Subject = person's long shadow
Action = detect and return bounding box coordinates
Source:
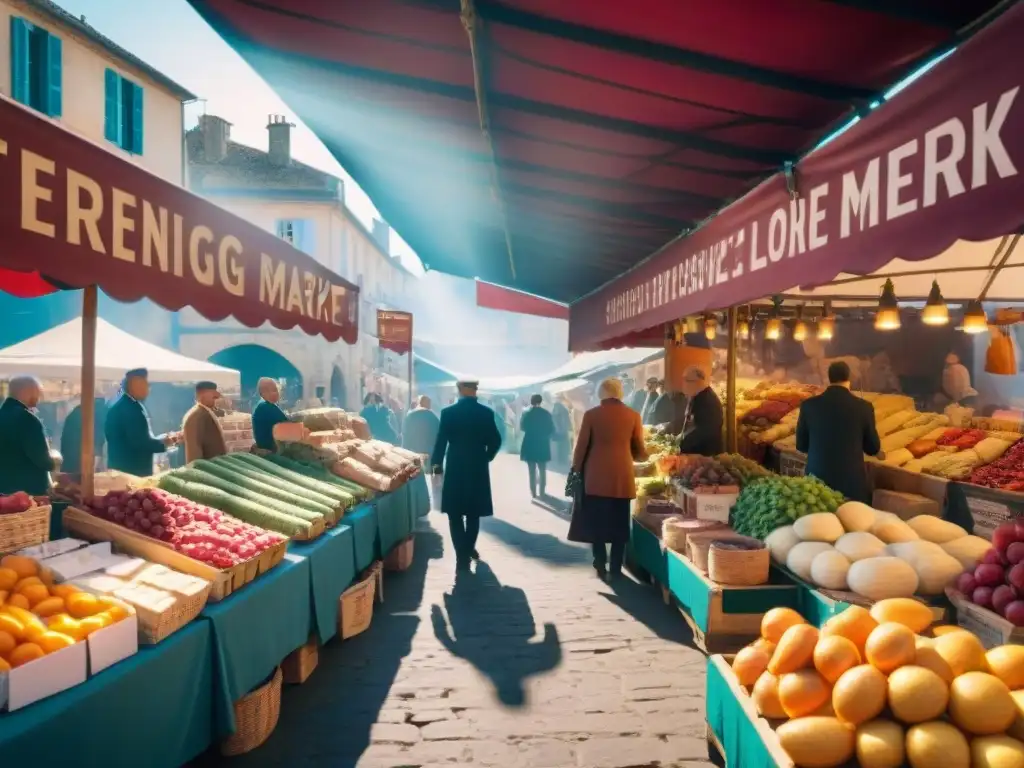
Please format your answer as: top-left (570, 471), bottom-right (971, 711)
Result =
top-left (480, 517), bottom-right (589, 566)
top-left (430, 562), bottom-right (562, 707)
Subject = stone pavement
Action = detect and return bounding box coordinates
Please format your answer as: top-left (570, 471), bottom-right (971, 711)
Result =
top-left (204, 455), bottom-right (715, 768)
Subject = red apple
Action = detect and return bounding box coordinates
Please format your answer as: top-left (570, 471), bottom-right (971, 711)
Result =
top-left (1008, 563), bottom-right (1024, 593)
top-left (983, 549), bottom-right (1004, 566)
top-left (993, 584), bottom-right (1019, 615)
top-left (1005, 600), bottom-right (1024, 627)
top-left (993, 522), bottom-right (1021, 555)
top-left (975, 563), bottom-right (1006, 588)
top-left (973, 585), bottom-right (995, 608)
top-left (957, 572), bottom-right (978, 595)
top-left (1008, 542), bottom-right (1024, 566)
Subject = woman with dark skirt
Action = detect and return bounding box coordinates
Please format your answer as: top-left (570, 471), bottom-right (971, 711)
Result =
top-left (567, 377), bottom-right (647, 581)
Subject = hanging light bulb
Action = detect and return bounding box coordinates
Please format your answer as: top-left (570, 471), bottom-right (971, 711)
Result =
top-left (962, 300), bottom-right (989, 334)
top-left (704, 314), bottom-right (718, 341)
top-left (921, 280), bottom-right (949, 326)
top-left (737, 311), bottom-right (751, 340)
top-left (818, 301), bottom-right (835, 341)
top-left (765, 312), bottom-right (781, 341)
top-left (875, 278), bottom-right (901, 331)
top-left (793, 306), bottom-right (808, 342)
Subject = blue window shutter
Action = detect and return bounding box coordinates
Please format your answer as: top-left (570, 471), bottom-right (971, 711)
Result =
top-left (275, 219), bottom-right (289, 240)
top-left (290, 220), bottom-right (306, 250)
top-left (299, 219), bottom-right (316, 256)
top-left (10, 17), bottom-right (31, 105)
top-left (104, 69), bottom-right (122, 145)
top-left (130, 82), bottom-right (143, 154)
top-left (44, 33), bottom-right (62, 117)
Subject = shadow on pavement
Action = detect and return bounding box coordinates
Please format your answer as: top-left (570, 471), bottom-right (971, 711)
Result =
top-left (193, 521), bottom-right (446, 767)
top-left (530, 494), bottom-right (572, 521)
top-left (599, 575), bottom-right (698, 646)
top-left (481, 516), bottom-right (589, 566)
top-left (431, 562), bottom-right (562, 708)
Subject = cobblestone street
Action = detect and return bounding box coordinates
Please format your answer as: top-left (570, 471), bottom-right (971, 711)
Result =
top-left (212, 455), bottom-right (714, 768)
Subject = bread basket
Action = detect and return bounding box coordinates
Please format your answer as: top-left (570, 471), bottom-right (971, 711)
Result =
top-left (707, 536), bottom-right (770, 586)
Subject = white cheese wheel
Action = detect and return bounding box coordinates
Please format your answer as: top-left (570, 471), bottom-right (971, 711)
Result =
top-left (835, 531), bottom-right (887, 562)
top-left (847, 556), bottom-right (920, 600)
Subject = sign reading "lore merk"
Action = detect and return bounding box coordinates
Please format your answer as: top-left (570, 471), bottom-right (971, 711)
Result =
top-left (377, 310), bottom-right (413, 355)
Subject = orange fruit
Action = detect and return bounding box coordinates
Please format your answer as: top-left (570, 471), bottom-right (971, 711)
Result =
top-left (0, 590), bottom-right (8, 605)
top-left (51, 584), bottom-right (80, 599)
top-left (66, 592), bottom-right (102, 619)
top-left (0, 629), bottom-right (16, 656)
top-left (0, 656), bottom-right (9, 672)
top-left (38, 568), bottom-right (55, 586)
top-left (35, 631), bottom-right (75, 654)
top-left (0, 566), bottom-right (18, 591)
top-left (761, 608), bottom-right (808, 645)
top-left (31, 596), bottom-right (64, 618)
top-left (6, 593), bottom-right (30, 610)
top-left (0, 555), bottom-right (38, 580)
top-left (77, 615), bottom-right (109, 637)
top-left (8, 642), bottom-right (44, 668)
top-left (0, 612), bottom-right (25, 639)
top-left (101, 603), bottom-right (130, 623)
top-left (13, 576), bottom-right (43, 594)
top-left (47, 615), bottom-right (84, 641)
top-left (19, 584), bottom-right (49, 607)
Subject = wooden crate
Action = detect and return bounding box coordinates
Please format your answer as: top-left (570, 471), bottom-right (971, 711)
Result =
top-left (282, 635), bottom-right (319, 684)
top-left (946, 587), bottom-right (1024, 648)
top-left (666, 549), bottom-right (798, 654)
top-left (62, 506), bottom-right (287, 602)
top-left (777, 450), bottom-right (806, 478)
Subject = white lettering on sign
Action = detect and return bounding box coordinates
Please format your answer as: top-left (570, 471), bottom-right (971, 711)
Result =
top-left (0, 138), bottom-right (355, 327)
top-left (602, 87), bottom-right (1021, 328)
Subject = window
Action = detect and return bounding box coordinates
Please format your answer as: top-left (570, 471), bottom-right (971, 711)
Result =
top-left (275, 219), bottom-right (316, 256)
top-left (104, 69), bottom-right (143, 154)
top-left (9, 17), bottom-right (62, 117)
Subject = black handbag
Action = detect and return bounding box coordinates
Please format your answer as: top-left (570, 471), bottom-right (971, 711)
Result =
top-left (564, 469), bottom-right (582, 499)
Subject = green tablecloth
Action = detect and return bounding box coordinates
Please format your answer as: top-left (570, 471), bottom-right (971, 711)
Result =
top-left (0, 620), bottom-right (213, 767)
top-left (377, 488), bottom-right (412, 556)
top-left (706, 655), bottom-right (781, 768)
top-left (408, 472), bottom-right (430, 519)
top-left (289, 524), bottom-right (356, 645)
top-left (629, 517), bottom-right (667, 585)
top-left (345, 503), bottom-right (379, 571)
top-left (201, 554), bottom-right (312, 737)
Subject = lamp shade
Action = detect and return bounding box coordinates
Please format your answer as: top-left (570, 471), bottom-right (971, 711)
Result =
top-left (704, 316), bottom-right (717, 340)
top-left (738, 318), bottom-right (750, 340)
top-left (921, 280), bottom-right (949, 326)
top-left (875, 278), bottom-right (901, 331)
top-left (962, 300), bottom-right (989, 334)
top-left (817, 315), bottom-right (835, 340)
top-left (765, 317), bottom-right (781, 340)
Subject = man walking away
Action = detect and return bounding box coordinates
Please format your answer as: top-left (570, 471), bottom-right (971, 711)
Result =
top-left (431, 380), bottom-right (502, 572)
top-left (182, 381), bottom-right (228, 464)
top-left (403, 395), bottom-right (440, 463)
top-left (520, 394), bottom-right (555, 498)
top-left (796, 361), bottom-right (882, 503)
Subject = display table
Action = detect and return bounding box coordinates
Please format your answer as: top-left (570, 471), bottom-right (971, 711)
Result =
top-left (0, 621), bottom-right (214, 767)
top-left (407, 471), bottom-right (431, 519)
top-left (344, 503), bottom-right (380, 572)
top-left (376, 487), bottom-right (412, 556)
top-left (628, 516), bottom-right (667, 586)
top-left (289, 523), bottom-right (357, 645)
top-left (201, 553), bottom-right (312, 737)
top-left (706, 654), bottom-right (786, 768)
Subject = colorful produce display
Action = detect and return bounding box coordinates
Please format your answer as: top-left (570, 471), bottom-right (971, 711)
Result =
top-left (0, 554), bottom-right (130, 670)
top-left (955, 520), bottom-right (1024, 626)
top-left (730, 475), bottom-right (843, 540)
top-left (728, 604), bottom-right (1024, 768)
top-left (969, 440), bottom-right (1024, 491)
top-left (83, 487), bottom-right (285, 568)
top-left (643, 428), bottom-right (679, 458)
top-left (715, 453), bottom-right (771, 487)
top-left (673, 456), bottom-right (741, 489)
top-left (0, 492), bottom-right (34, 515)
top-left (764, 500), bottom-right (994, 600)
top-left (636, 477), bottom-right (667, 499)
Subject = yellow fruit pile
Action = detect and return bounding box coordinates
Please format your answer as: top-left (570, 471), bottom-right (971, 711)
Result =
top-left (0, 555), bottom-right (130, 672)
top-left (731, 601), bottom-right (1024, 768)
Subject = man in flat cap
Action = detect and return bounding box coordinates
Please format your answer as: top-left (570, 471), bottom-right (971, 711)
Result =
top-left (431, 379), bottom-right (503, 573)
top-left (105, 368), bottom-right (177, 477)
top-left (0, 375), bottom-right (58, 494)
top-left (182, 381), bottom-right (228, 464)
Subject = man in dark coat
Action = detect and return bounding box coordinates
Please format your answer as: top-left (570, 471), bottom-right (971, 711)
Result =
top-left (182, 381), bottom-right (228, 464)
top-left (519, 394), bottom-right (555, 498)
top-left (629, 377), bottom-right (660, 424)
top-left (360, 393), bottom-right (398, 444)
top-left (431, 380), bottom-right (503, 572)
top-left (796, 361), bottom-right (882, 503)
top-left (252, 377), bottom-right (289, 452)
top-left (650, 380), bottom-right (681, 427)
top-left (676, 367), bottom-right (725, 455)
top-left (105, 368), bottom-right (174, 477)
top-left (0, 376), bottom-right (57, 494)
top-left (403, 395), bottom-right (440, 457)
top-left (60, 397), bottom-right (107, 475)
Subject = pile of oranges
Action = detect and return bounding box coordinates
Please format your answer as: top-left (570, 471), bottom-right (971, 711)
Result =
top-left (0, 554), bottom-right (130, 672)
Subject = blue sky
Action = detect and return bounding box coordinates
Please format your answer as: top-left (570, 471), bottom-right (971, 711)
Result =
top-left (56, 0), bottom-right (424, 272)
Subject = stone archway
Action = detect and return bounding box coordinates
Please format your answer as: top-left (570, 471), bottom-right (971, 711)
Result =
top-left (208, 344), bottom-right (304, 408)
top-left (330, 365), bottom-right (347, 409)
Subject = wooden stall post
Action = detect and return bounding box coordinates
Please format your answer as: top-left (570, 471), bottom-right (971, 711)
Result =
top-left (726, 307), bottom-right (738, 453)
top-left (80, 285), bottom-right (98, 499)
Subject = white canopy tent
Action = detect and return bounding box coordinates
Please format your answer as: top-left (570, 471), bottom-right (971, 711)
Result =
top-left (0, 318), bottom-right (239, 388)
top-left (477, 347), bottom-right (664, 392)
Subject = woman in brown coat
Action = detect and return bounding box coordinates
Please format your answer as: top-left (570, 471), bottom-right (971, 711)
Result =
top-left (567, 377), bottom-right (647, 580)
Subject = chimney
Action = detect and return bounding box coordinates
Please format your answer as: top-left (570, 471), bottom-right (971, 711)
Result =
top-left (267, 114), bottom-right (294, 167)
top-left (372, 219), bottom-right (391, 254)
top-left (198, 114), bottom-right (230, 163)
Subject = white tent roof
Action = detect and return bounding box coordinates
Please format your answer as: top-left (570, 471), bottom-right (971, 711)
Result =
top-left (0, 318), bottom-right (239, 387)
top-left (478, 347), bottom-right (663, 392)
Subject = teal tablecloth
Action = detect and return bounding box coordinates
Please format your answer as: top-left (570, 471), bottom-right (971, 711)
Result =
top-left (201, 554), bottom-right (312, 737)
top-left (408, 472), bottom-right (430, 519)
top-left (0, 621), bottom-right (213, 767)
top-left (289, 524), bottom-right (357, 645)
top-left (377, 488), bottom-right (413, 556)
top-left (345, 503), bottom-right (379, 571)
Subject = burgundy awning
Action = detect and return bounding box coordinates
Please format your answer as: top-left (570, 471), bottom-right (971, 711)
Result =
top-left (187, 0), bottom-right (1004, 304)
top-left (475, 279), bottom-right (568, 320)
top-left (569, 2), bottom-right (1024, 350)
top-left (0, 95), bottom-right (359, 342)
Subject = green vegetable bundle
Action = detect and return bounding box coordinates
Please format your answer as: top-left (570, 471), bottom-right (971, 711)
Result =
top-left (186, 461), bottom-right (331, 521)
top-left (224, 453), bottom-right (356, 508)
top-left (730, 474), bottom-right (844, 540)
top-left (263, 454), bottom-right (373, 501)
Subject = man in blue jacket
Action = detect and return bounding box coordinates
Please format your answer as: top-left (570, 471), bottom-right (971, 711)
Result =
top-left (431, 380), bottom-right (502, 572)
top-left (0, 376), bottom-right (57, 494)
top-left (105, 369), bottom-right (174, 477)
top-left (252, 377), bottom-right (290, 452)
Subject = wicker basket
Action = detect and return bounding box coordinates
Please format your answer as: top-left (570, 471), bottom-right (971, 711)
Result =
top-left (282, 635), bottom-right (319, 685)
top-left (708, 537), bottom-right (770, 586)
top-left (686, 530), bottom-right (749, 574)
top-left (220, 666), bottom-right (283, 756)
top-left (662, 518), bottom-right (726, 554)
top-left (136, 580), bottom-right (213, 645)
top-left (0, 504), bottom-right (51, 555)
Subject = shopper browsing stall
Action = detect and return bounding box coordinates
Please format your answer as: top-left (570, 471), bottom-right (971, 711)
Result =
top-left (105, 368), bottom-right (177, 477)
top-left (403, 394), bottom-right (440, 460)
top-left (252, 377), bottom-right (290, 452)
top-left (0, 376), bottom-right (58, 494)
top-left (182, 381), bottom-right (228, 463)
top-left (676, 367), bottom-right (724, 456)
top-left (796, 361), bottom-right (882, 503)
